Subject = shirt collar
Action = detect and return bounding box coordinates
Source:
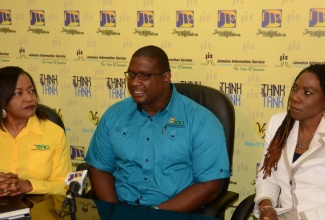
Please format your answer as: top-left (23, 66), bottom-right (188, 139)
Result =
top-left (25, 115), bottom-right (43, 135)
top-left (164, 83), bottom-right (181, 116)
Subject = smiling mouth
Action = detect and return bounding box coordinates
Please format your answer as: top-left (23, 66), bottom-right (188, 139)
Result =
top-left (132, 90), bottom-right (144, 95)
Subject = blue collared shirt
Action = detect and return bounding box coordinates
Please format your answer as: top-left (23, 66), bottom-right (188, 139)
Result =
top-left (86, 84), bottom-right (230, 206)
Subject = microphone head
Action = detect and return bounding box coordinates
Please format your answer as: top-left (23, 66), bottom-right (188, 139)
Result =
top-left (67, 181), bottom-right (81, 196)
top-left (64, 170), bottom-right (88, 196)
top-left (76, 163), bottom-right (91, 177)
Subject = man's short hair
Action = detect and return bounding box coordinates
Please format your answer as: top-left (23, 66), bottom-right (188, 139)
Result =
top-left (132, 45), bottom-right (171, 73)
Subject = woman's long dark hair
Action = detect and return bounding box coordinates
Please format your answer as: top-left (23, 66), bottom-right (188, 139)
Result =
top-left (261, 64), bottom-right (325, 178)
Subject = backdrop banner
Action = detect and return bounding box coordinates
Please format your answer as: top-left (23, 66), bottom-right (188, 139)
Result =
top-left (1, 1), bottom-right (324, 219)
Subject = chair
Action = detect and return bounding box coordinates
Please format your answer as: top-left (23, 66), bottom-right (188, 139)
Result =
top-left (174, 83), bottom-right (238, 219)
top-left (38, 104), bottom-right (65, 131)
top-left (231, 194), bottom-right (255, 220)
top-left (78, 83), bottom-right (239, 218)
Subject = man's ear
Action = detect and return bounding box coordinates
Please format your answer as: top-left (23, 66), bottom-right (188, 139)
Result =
top-left (163, 72), bottom-right (171, 84)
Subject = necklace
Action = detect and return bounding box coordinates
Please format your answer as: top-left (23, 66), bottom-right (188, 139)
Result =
top-left (296, 126), bottom-right (315, 149)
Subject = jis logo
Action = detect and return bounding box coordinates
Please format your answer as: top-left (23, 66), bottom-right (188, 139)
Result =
top-left (100, 11), bottom-right (116, 27)
top-left (137, 11), bottom-right (154, 27)
top-left (64, 10), bottom-right (80, 26)
top-left (70, 146), bottom-right (85, 161)
top-left (218, 10), bottom-right (236, 28)
top-left (309, 8), bottom-right (325, 27)
top-left (0, 9), bottom-right (11, 25)
top-left (176, 11), bottom-right (194, 28)
top-left (30, 10), bottom-right (45, 26)
top-left (67, 171), bottom-right (83, 181)
top-left (261, 9), bottom-right (282, 28)
top-left (276, 54), bottom-right (291, 68)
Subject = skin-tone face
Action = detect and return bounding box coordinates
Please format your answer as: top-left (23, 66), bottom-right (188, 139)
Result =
top-left (289, 71), bottom-right (325, 125)
top-left (4, 73), bottom-right (38, 125)
top-left (126, 56), bottom-right (171, 114)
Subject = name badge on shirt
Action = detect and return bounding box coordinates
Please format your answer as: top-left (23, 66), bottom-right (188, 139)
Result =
top-left (31, 144), bottom-right (50, 151)
top-left (162, 117), bottom-right (185, 134)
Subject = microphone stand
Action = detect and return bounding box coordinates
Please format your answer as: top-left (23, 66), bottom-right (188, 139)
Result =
top-left (59, 188), bottom-right (79, 219)
top-left (61, 168), bottom-right (90, 219)
top-left (69, 195), bottom-right (77, 220)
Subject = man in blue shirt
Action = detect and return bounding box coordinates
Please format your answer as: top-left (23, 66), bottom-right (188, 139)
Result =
top-left (85, 45), bottom-right (230, 212)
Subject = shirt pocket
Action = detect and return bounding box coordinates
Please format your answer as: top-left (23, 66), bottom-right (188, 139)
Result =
top-left (163, 128), bottom-right (191, 163)
top-left (28, 145), bottom-right (53, 180)
top-left (111, 127), bottom-right (138, 161)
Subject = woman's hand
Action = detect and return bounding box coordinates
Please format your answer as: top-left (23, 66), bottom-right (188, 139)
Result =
top-left (0, 172), bottom-right (20, 197)
top-left (260, 206), bottom-right (278, 220)
top-left (17, 179), bottom-right (33, 194)
top-left (259, 199), bottom-right (278, 220)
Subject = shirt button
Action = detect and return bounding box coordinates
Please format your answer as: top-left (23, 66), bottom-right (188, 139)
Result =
top-left (145, 159), bottom-right (149, 162)
top-left (146, 138), bottom-right (149, 141)
top-left (144, 177), bottom-right (147, 180)
top-left (150, 118), bottom-right (153, 121)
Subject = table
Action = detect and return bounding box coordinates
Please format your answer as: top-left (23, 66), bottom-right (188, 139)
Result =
top-left (20, 194), bottom-right (218, 220)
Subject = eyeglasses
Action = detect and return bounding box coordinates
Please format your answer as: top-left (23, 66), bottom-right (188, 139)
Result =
top-left (124, 71), bottom-right (164, 81)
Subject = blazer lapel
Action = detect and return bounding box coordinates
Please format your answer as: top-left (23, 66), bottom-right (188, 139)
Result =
top-left (283, 121), bottom-right (299, 168)
top-left (292, 116), bottom-right (325, 173)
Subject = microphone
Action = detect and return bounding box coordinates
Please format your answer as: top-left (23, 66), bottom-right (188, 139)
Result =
top-left (65, 169), bottom-right (88, 196)
top-left (59, 168), bottom-right (88, 216)
top-left (75, 163), bottom-right (91, 197)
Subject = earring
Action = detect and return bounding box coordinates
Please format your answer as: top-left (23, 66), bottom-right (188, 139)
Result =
top-left (2, 109), bottom-right (6, 118)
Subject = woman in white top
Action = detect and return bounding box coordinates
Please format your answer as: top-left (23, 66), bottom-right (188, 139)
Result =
top-left (255, 64), bottom-right (325, 220)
